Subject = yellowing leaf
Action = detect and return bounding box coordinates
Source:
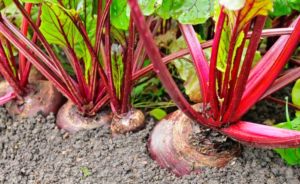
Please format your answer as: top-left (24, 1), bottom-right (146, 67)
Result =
top-left (169, 34), bottom-right (210, 103)
top-left (224, 0), bottom-right (273, 35)
top-left (292, 79), bottom-right (300, 118)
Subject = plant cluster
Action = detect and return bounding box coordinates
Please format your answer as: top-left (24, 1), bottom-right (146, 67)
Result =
top-left (1, 0), bottom-right (300, 177)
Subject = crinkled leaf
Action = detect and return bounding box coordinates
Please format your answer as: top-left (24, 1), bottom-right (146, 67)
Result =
top-left (150, 108), bottom-right (167, 120)
top-left (169, 34), bottom-right (210, 103)
top-left (292, 79), bottom-right (300, 118)
top-left (155, 0), bottom-right (214, 24)
top-left (111, 44), bottom-right (124, 99)
top-left (111, 0), bottom-right (214, 30)
top-left (40, 2), bottom-right (82, 47)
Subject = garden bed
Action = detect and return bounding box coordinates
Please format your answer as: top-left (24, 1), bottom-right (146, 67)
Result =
top-left (0, 87), bottom-right (300, 184)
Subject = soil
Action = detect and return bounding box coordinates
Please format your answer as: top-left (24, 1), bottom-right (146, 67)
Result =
top-left (0, 86), bottom-right (300, 183)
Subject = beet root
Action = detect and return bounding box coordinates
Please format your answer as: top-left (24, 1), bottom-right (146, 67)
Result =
top-left (6, 80), bottom-right (64, 119)
top-left (149, 104), bottom-right (241, 177)
top-left (0, 67), bottom-right (45, 97)
top-left (0, 79), bottom-right (12, 97)
top-left (111, 109), bottom-right (145, 135)
top-left (28, 66), bottom-right (46, 83)
top-left (56, 100), bottom-right (113, 132)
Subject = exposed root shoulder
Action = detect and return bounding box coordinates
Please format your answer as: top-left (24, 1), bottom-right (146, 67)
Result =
top-left (56, 100), bottom-right (112, 132)
top-left (6, 81), bottom-right (64, 120)
top-left (149, 104), bottom-right (241, 177)
top-left (111, 109), bottom-right (145, 136)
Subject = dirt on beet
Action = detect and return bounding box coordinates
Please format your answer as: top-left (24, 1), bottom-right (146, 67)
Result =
top-left (0, 85), bottom-right (300, 183)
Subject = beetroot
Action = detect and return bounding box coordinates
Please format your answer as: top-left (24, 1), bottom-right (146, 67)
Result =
top-left (5, 80), bottom-right (64, 119)
top-left (149, 104), bottom-right (240, 176)
top-left (111, 109), bottom-right (145, 135)
top-left (56, 100), bottom-right (112, 132)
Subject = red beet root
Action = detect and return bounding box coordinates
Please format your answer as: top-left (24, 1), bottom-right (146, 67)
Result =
top-left (149, 104), bottom-right (240, 177)
top-left (56, 100), bottom-right (113, 132)
top-left (111, 109), bottom-right (145, 136)
top-left (0, 79), bottom-right (12, 97)
top-left (6, 80), bottom-right (64, 119)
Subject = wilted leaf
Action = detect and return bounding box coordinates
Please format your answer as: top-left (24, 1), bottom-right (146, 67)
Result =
top-left (169, 34), bottom-right (210, 103)
top-left (150, 108), bottom-right (167, 120)
top-left (224, 0), bottom-right (273, 35)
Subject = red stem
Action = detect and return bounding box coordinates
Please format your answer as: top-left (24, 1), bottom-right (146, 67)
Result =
top-left (4, 38), bottom-right (18, 82)
top-left (121, 17), bottom-right (134, 114)
top-left (208, 7), bottom-right (225, 119)
top-left (132, 16), bottom-right (154, 73)
top-left (21, 3), bottom-right (42, 87)
top-left (221, 121), bottom-right (300, 149)
top-left (260, 66), bottom-right (300, 100)
top-left (19, 3), bottom-right (32, 79)
top-left (0, 37), bottom-right (25, 96)
top-left (0, 21), bottom-right (78, 105)
top-left (228, 24), bottom-right (251, 102)
top-left (232, 16), bottom-right (300, 122)
top-left (246, 18), bottom-right (299, 92)
top-left (0, 92), bottom-right (16, 106)
top-left (223, 16), bottom-right (267, 123)
top-left (179, 24), bottom-right (210, 105)
top-left (105, 14), bottom-right (121, 112)
top-left (127, 0), bottom-right (221, 128)
top-left (265, 96), bottom-right (300, 111)
top-left (135, 17), bottom-right (162, 72)
top-left (219, 12), bottom-right (241, 117)
top-left (94, 0), bottom-right (112, 56)
top-left (12, 0), bottom-right (85, 105)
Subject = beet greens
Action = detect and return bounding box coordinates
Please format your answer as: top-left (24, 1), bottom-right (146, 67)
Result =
top-left (128, 0), bottom-right (300, 148)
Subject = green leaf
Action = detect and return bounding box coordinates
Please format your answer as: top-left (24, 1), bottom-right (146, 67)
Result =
top-left (0, 0), bottom-right (12, 10)
top-left (111, 44), bottom-right (124, 99)
top-left (40, 2), bottom-right (82, 48)
top-left (270, 0), bottom-right (300, 17)
top-left (110, 0), bottom-right (130, 30)
top-left (150, 108), bottom-right (167, 120)
top-left (273, 117), bottom-right (300, 166)
top-left (21, 0), bottom-right (44, 2)
top-left (131, 82), bottom-right (148, 97)
top-left (155, 0), bottom-right (214, 24)
top-left (111, 0), bottom-right (214, 30)
top-left (292, 79), bottom-right (300, 118)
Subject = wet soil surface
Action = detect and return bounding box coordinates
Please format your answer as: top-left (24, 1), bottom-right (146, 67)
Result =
top-left (0, 86), bottom-right (300, 184)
